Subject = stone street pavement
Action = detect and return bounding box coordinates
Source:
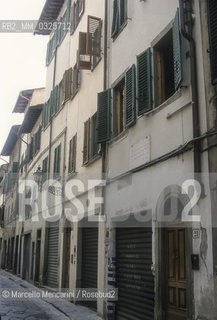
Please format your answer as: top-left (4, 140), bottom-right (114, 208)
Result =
top-left (0, 269), bottom-right (102, 320)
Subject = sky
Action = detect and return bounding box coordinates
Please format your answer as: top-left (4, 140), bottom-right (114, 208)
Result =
top-left (0, 0), bottom-right (48, 165)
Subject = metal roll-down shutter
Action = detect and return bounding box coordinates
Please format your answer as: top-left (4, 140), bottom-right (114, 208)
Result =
top-left (81, 227), bottom-right (98, 309)
top-left (47, 226), bottom-right (59, 288)
top-left (116, 228), bottom-right (154, 320)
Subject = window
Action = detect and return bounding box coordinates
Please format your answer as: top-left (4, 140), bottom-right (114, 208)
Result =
top-left (113, 65), bottom-right (136, 137)
top-left (83, 113), bottom-right (99, 165)
top-left (77, 16), bottom-right (102, 70)
top-left (68, 134), bottom-right (77, 173)
top-left (42, 156), bottom-right (48, 183)
top-left (207, 0), bottom-right (217, 84)
top-left (58, 80), bottom-right (65, 109)
top-left (154, 30), bottom-right (175, 106)
top-left (53, 144), bottom-right (61, 177)
top-left (70, 0), bottom-right (85, 35)
top-left (113, 80), bottom-right (125, 136)
top-left (71, 64), bottom-right (80, 98)
top-left (153, 10), bottom-right (182, 107)
top-left (111, 0), bottom-right (127, 39)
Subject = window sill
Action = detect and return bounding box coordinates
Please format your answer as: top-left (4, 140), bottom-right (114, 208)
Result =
top-left (83, 153), bottom-right (101, 167)
top-left (66, 171), bottom-right (77, 181)
top-left (71, 88), bottom-right (79, 100)
top-left (112, 21), bottom-right (127, 42)
top-left (91, 57), bottom-right (102, 71)
top-left (143, 89), bottom-right (182, 117)
top-left (110, 129), bottom-right (128, 146)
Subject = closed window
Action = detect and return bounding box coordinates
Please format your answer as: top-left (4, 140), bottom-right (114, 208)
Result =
top-left (68, 134), bottom-right (77, 173)
top-left (53, 144), bottom-right (61, 177)
top-left (42, 156), bottom-right (48, 182)
top-left (70, 0), bottom-right (85, 34)
top-left (207, 0), bottom-right (217, 84)
top-left (111, 0), bottom-right (127, 39)
top-left (71, 64), bottom-right (80, 98)
top-left (83, 113), bottom-right (99, 165)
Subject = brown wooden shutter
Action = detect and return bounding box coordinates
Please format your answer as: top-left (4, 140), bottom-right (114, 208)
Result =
top-left (87, 16), bottom-right (102, 56)
top-left (72, 134), bottom-right (77, 172)
top-left (77, 32), bottom-right (91, 70)
top-left (68, 134), bottom-right (77, 173)
top-left (65, 68), bottom-right (72, 102)
top-left (83, 119), bottom-right (90, 165)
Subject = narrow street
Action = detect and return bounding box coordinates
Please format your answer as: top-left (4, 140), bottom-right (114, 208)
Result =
top-left (0, 270), bottom-right (102, 320)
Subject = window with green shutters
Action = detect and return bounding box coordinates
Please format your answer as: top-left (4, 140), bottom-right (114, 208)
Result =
top-left (70, 0), bottom-right (85, 35)
top-left (97, 89), bottom-right (111, 143)
top-left (207, 0), bottom-right (217, 84)
top-left (111, 0), bottom-right (127, 39)
top-left (42, 156), bottom-right (48, 183)
top-left (53, 144), bottom-right (61, 177)
top-left (137, 48), bottom-right (152, 115)
top-left (125, 65), bottom-right (136, 127)
top-left (153, 10), bottom-right (182, 107)
top-left (173, 9), bottom-right (183, 90)
top-left (83, 113), bottom-right (99, 165)
top-left (68, 134), bottom-right (77, 173)
top-left (71, 63), bottom-right (80, 98)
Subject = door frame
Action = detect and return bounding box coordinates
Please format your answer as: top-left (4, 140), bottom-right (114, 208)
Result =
top-left (154, 185), bottom-right (194, 320)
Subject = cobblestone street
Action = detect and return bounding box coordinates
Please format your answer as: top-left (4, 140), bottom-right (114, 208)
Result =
top-left (0, 270), bottom-right (102, 320)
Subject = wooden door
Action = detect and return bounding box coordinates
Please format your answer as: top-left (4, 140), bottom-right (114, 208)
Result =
top-left (64, 228), bottom-right (71, 288)
top-left (165, 228), bottom-right (187, 320)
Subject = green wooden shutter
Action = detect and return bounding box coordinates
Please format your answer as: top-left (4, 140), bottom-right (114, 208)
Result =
top-left (67, 0), bottom-right (72, 24)
top-left (50, 90), bottom-right (54, 117)
top-left (207, 0), bottom-right (217, 84)
top-left (173, 9), bottom-right (183, 90)
top-left (111, 0), bottom-right (119, 38)
top-left (137, 48), bottom-right (152, 115)
top-left (42, 103), bottom-right (46, 128)
top-left (57, 145), bottom-right (61, 174)
top-left (46, 41), bottom-right (50, 66)
top-left (97, 89), bottom-right (111, 143)
top-left (125, 64), bottom-right (136, 127)
top-left (63, 72), bottom-right (66, 103)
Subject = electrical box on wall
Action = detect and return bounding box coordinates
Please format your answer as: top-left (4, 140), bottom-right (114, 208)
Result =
top-left (191, 254), bottom-right (199, 270)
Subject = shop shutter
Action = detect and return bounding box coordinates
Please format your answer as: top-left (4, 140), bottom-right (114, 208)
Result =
top-left (81, 228), bottom-right (98, 310)
top-left (97, 89), bottom-right (111, 143)
top-left (173, 9), bottom-right (183, 90)
top-left (125, 64), bottom-right (136, 127)
top-left (47, 226), bottom-right (59, 288)
top-left (137, 48), bottom-right (152, 115)
top-left (207, 0), bottom-right (217, 84)
top-left (116, 228), bottom-right (154, 320)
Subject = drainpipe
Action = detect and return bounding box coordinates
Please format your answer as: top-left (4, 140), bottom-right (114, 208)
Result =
top-left (102, 1), bottom-right (108, 319)
top-left (179, 0), bottom-right (201, 177)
